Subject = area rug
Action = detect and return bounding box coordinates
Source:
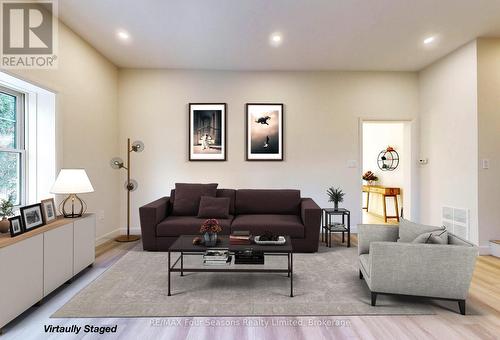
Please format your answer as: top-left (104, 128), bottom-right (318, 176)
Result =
top-left (53, 244), bottom-right (435, 317)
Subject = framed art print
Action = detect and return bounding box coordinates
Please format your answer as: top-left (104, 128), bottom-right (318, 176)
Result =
top-left (246, 103), bottom-right (284, 161)
top-left (189, 103), bottom-right (226, 161)
top-left (20, 203), bottom-right (45, 232)
top-left (41, 198), bottom-right (57, 223)
top-left (9, 216), bottom-right (23, 237)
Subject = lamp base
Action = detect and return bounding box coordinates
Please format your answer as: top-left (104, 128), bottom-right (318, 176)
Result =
top-left (60, 194), bottom-right (86, 219)
top-left (115, 235), bottom-right (141, 242)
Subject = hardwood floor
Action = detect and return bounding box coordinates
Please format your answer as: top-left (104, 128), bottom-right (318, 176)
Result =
top-left (2, 236), bottom-right (500, 340)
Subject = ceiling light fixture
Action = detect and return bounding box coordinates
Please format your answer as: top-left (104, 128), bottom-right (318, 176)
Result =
top-left (117, 29), bottom-right (130, 41)
top-left (270, 32), bottom-right (283, 46)
top-left (423, 36), bottom-right (436, 45)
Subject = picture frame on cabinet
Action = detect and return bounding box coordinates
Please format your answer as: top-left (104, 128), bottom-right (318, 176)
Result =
top-left (20, 203), bottom-right (45, 232)
top-left (9, 215), bottom-right (23, 237)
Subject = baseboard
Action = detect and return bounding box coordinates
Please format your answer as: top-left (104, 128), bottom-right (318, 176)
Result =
top-left (478, 245), bottom-right (491, 256)
top-left (95, 227), bottom-right (142, 246)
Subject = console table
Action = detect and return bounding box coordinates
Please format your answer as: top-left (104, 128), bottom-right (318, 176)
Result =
top-left (362, 185), bottom-right (400, 222)
top-left (0, 214), bottom-right (95, 333)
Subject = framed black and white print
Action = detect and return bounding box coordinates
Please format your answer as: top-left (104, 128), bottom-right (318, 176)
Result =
top-left (20, 203), bottom-right (45, 232)
top-left (246, 103), bottom-right (284, 161)
top-left (189, 103), bottom-right (227, 161)
top-left (9, 216), bottom-right (23, 237)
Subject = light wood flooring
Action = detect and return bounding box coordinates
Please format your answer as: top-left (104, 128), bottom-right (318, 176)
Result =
top-left (2, 235), bottom-right (500, 340)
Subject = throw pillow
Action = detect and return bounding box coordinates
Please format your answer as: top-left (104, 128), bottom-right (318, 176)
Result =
top-left (398, 218), bottom-right (446, 243)
top-left (197, 196), bottom-right (230, 219)
top-left (172, 183), bottom-right (218, 216)
top-left (411, 229), bottom-right (448, 244)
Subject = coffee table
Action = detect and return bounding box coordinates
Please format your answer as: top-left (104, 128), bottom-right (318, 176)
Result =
top-left (167, 235), bottom-right (294, 297)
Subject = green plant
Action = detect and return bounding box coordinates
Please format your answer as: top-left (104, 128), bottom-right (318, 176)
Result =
top-left (327, 187), bottom-right (345, 206)
top-left (0, 193), bottom-right (15, 219)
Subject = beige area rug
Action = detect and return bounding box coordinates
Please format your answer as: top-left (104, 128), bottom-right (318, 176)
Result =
top-left (53, 244), bottom-right (435, 317)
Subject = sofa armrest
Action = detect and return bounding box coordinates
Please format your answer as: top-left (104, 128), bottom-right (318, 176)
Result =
top-left (139, 197), bottom-right (170, 250)
top-left (357, 224), bottom-right (399, 255)
top-left (300, 198), bottom-right (321, 249)
top-left (368, 241), bottom-right (478, 299)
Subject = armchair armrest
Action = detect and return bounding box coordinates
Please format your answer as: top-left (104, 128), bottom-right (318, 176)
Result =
top-left (368, 241), bottom-right (478, 299)
top-left (300, 198), bottom-right (321, 251)
top-left (357, 224), bottom-right (399, 255)
top-left (139, 197), bottom-right (170, 250)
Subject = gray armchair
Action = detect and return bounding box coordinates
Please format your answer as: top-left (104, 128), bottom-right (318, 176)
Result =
top-left (358, 224), bottom-right (478, 315)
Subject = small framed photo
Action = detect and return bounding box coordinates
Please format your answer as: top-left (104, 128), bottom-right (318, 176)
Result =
top-left (189, 103), bottom-right (227, 161)
top-left (41, 198), bottom-right (57, 223)
top-left (246, 103), bottom-right (284, 161)
top-left (20, 203), bottom-right (45, 232)
top-left (9, 216), bottom-right (23, 237)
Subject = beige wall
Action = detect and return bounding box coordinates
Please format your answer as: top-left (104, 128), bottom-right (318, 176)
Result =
top-left (7, 22), bottom-right (120, 241)
top-left (118, 69), bottom-right (419, 231)
top-left (477, 38), bottom-right (500, 249)
top-left (418, 41), bottom-right (479, 244)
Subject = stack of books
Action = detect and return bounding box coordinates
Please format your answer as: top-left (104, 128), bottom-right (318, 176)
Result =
top-left (203, 249), bottom-right (231, 266)
top-left (230, 231), bottom-right (252, 245)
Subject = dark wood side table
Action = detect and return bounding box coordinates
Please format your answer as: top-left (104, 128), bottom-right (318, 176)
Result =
top-left (321, 208), bottom-right (351, 248)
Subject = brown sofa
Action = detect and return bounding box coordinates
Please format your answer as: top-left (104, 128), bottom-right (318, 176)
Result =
top-left (139, 188), bottom-right (321, 252)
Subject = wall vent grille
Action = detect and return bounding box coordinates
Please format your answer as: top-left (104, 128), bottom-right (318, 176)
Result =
top-left (442, 206), bottom-right (469, 240)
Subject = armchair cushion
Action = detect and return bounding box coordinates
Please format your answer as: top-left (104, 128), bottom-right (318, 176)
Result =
top-left (398, 218), bottom-right (445, 242)
top-left (412, 230), bottom-right (448, 244)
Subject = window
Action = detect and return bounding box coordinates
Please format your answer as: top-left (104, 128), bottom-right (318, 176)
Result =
top-left (0, 86), bottom-right (25, 206)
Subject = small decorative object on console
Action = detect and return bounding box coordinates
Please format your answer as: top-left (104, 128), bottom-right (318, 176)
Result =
top-left (192, 236), bottom-right (202, 245)
top-left (200, 218), bottom-right (222, 246)
top-left (0, 193), bottom-right (15, 233)
top-left (362, 171), bottom-right (378, 185)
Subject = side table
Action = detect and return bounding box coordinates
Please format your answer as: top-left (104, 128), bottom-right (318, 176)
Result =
top-left (321, 208), bottom-right (351, 247)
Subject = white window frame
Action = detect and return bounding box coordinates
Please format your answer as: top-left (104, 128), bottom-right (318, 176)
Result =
top-left (0, 85), bottom-right (26, 207)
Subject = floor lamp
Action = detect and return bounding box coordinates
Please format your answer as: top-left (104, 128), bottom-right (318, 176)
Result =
top-left (110, 138), bottom-right (144, 242)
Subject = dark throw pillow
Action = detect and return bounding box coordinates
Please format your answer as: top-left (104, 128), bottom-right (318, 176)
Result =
top-left (197, 196), bottom-right (230, 219)
top-left (172, 183), bottom-right (218, 216)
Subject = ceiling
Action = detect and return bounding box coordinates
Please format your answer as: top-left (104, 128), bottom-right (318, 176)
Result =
top-left (58, 0), bottom-right (500, 71)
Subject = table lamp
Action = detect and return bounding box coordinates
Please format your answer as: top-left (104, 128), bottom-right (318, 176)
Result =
top-left (51, 169), bottom-right (94, 218)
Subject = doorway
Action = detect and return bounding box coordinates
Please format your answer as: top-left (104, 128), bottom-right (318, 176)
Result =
top-left (361, 121), bottom-right (412, 224)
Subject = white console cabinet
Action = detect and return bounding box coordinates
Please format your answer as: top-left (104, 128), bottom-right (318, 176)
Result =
top-left (0, 214), bottom-right (95, 330)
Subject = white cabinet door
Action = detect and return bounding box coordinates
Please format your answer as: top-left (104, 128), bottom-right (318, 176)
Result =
top-left (43, 222), bottom-right (74, 296)
top-left (0, 234), bottom-right (43, 328)
top-left (73, 215), bottom-right (95, 275)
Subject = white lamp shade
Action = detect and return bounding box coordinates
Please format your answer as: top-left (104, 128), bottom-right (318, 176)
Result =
top-left (51, 169), bottom-right (95, 194)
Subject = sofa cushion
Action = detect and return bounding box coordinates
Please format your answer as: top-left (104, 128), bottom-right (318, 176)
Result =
top-left (359, 254), bottom-right (371, 277)
top-left (216, 189), bottom-right (236, 215)
top-left (235, 189), bottom-right (301, 215)
top-left (197, 196), bottom-right (230, 219)
top-left (171, 183), bottom-right (218, 216)
top-left (157, 215), bottom-right (233, 236)
top-left (231, 214), bottom-right (304, 238)
top-left (398, 218), bottom-right (445, 243)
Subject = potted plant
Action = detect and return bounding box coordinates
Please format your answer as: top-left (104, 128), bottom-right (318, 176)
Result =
top-left (200, 218), bottom-right (222, 246)
top-left (0, 194), bottom-right (15, 233)
top-left (362, 171), bottom-right (378, 185)
top-left (327, 187), bottom-right (345, 211)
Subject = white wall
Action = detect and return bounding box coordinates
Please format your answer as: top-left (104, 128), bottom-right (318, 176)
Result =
top-left (418, 41), bottom-right (479, 244)
top-left (477, 38), bottom-right (500, 249)
top-left (7, 22), bottom-right (120, 241)
top-left (362, 122), bottom-right (408, 218)
top-left (118, 69), bottom-right (419, 231)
